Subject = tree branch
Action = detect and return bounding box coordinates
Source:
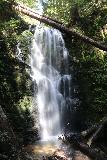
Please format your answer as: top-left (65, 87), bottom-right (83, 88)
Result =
top-left (12, 3), bottom-right (107, 51)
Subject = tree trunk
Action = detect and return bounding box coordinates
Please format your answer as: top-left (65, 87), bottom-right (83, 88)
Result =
top-left (87, 118), bottom-right (107, 146)
top-left (17, 3), bottom-right (63, 25)
top-left (81, 124), bottom-right (98, 138)
top-left (12, 3), bottom-right (107, 51)
top-left (60, 134), bottom-right (107, 160)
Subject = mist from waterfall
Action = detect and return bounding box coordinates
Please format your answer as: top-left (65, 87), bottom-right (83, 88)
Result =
top-left (30, 25), bottom-right (71, 140)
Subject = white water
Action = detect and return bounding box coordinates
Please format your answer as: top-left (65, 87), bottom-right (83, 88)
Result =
top-left (31, 25), bottom-right (71, 141)
top-left (36, 0), bottom-right (48, 15)
top-left (16, 0), bottom-right (72, 139)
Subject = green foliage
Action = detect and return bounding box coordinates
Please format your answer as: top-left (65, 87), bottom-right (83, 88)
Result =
top-left (62, 0), bottom-right (107, 124)
top-left (17, 96), bottom-right (32, 111)
top-left (12, 0), bottom-right (107, 124)
top-left (17, 30), bottom-right (33, 62)
top-left (75, 58), bottom-right (105, 123)
top-left (0, 0), bottom-right (107, 132)
top-left (0, 0), bottom-right (33, 140)
top-left (44, 0), bottom-right (71, 24)
top-left (44, 0), bottom-right (91, 24)
top-left (15, 0), bottom-right (37, 8)
top-left (0, 0), bottom-right (15, 21)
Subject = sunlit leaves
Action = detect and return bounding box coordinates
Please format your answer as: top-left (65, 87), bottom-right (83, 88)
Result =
top-left (15, 0), bottom-right (37, 8)
top-left (44, 0), bottom-right (71, 24)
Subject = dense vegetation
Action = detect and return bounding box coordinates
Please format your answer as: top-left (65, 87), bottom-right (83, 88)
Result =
top-left (0, 0), bottom-right (107, 159)
top-left (0, 1), bottom-right (35, 158)
top-left (45, 0), bottom-right (107, 123)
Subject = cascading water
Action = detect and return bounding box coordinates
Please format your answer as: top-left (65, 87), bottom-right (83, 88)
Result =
top-left (31, 25), bottom-right (71, 141)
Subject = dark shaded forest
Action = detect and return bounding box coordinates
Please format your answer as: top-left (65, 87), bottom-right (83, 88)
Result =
top-left (0, 0), bottom-right (107, 159)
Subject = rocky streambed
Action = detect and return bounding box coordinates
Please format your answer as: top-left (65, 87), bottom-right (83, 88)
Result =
top-left (19, 139), bottom-right (90, 160)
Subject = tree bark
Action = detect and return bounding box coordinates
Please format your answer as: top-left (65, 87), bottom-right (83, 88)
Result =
top-left (12, 3), bottom-right (107, 51)
top-left (87, 124), bottom-right (103, 146)
top-left (87, 118), bottom-right (107, 146)
top-left (59, 117), bottom-right (107, 160)
top-left (81, 117), bottom-right (107, 142)
top-left (60, 134), bottom-right (107, 160)
top-left (17, 3), bottom-right (63, 25)
top-left (81, 124), bottom-right (98, 138)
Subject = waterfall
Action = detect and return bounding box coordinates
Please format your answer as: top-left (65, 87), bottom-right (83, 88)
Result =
top-left (16, 0), bottom-right (72, 140)
top-left (31, 25), bottom-right (71, 141)
top-left (36, 0), bottom-right (48, 15)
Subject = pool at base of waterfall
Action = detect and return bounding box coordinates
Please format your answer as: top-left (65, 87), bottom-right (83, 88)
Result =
top-left (22, 137), bottom-right (74, 160)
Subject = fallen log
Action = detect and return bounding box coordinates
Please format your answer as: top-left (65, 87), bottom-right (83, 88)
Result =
top-left (17, 3), bottom-right (63, 25)
top-left (87, 124), bottom-right (103, 146)
top-left (59, 117), bottom-right (107, 159)
top-left (81, 118), bottom-right (107, 138)
top-left (99, 145), bottom-right (107, 155)
top-left (60, 134), bottom-right (107, 160)
top-left (81, 124), bottom-right (98, 138)
top-left (12, 3), bottom-right (107, 51)
top-left (87, 118), bottom-right (107, 146)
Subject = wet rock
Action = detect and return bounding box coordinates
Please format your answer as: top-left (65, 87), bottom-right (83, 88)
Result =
top-left (73, 151), bottom-right (91, 160)
top-left (53, 149), bottom-right (69, 160)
